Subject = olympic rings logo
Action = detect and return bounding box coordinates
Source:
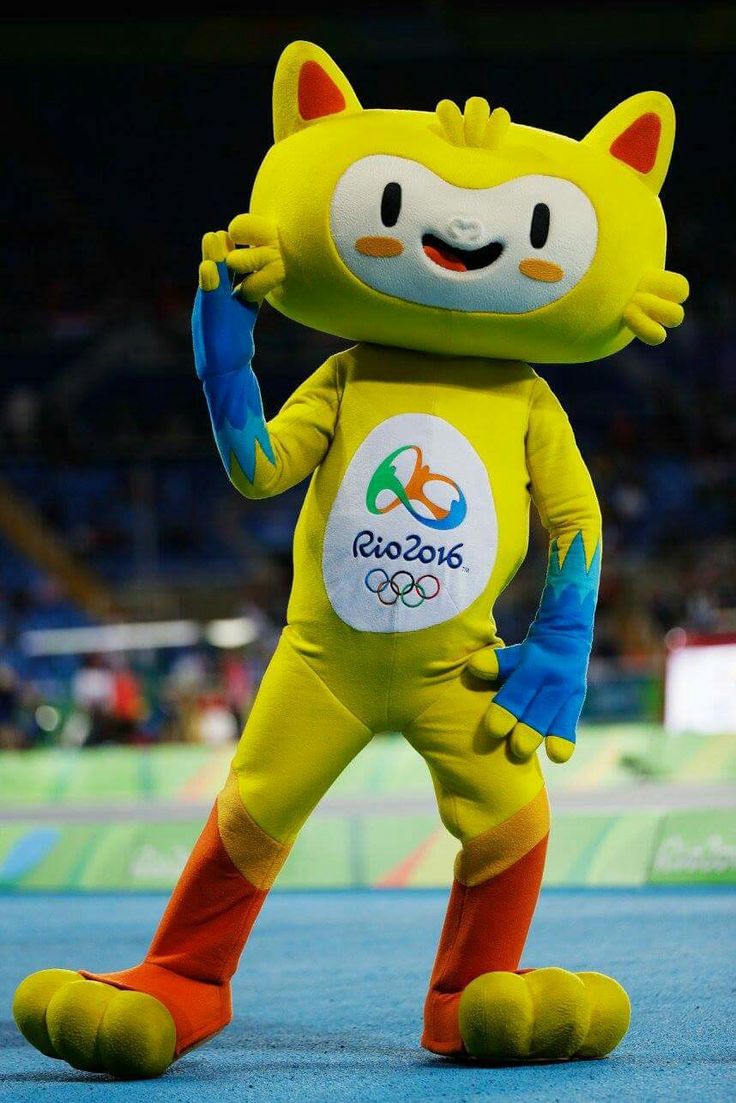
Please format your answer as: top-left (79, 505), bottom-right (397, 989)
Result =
top-left (364, 568), bottom-right (441, 608)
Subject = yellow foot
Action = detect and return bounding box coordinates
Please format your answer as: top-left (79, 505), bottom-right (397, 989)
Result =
top-left (12, 969), bottom-right (176, 1079)
top-left (458, 967), bottom-right (630, 1063)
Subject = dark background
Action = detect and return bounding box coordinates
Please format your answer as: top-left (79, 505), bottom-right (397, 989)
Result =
top-left (3, 7), bottom-right (734, 333)
top-left (0, 7), bottom-right (734, 744)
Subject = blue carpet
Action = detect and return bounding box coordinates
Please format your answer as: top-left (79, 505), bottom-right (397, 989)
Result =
top-left (1, 888), bottom-right (734, 1102)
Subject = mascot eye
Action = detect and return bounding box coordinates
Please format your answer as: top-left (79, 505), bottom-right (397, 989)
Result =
top-left (530, 203), bottom-right (550, 249)
top-left (380, 182), bottom-right (402, 227)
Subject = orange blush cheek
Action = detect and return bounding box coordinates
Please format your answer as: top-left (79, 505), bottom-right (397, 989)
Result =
top-left (518, 258), bottom-right (564, 283)
top-left (355, 236), bottom-right (404, 257)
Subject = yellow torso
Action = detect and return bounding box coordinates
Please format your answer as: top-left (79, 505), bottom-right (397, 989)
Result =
top-left (285, 344), bottom-right (539, 728)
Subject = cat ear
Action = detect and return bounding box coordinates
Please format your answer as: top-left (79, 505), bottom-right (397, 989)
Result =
top-left (272, 41), bottom-right (362, 143)
top-left (582, 92), bottom-right (675, 194)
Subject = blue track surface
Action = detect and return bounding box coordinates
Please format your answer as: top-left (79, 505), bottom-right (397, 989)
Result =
top-left (1, 888), bottom-right (734, 1102)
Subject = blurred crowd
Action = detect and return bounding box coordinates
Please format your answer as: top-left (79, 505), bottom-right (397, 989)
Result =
top-left (0, 634), bottom-right (281, 752)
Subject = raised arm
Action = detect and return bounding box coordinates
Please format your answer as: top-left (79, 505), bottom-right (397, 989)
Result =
top-left (192, 220), bottom-right (341, 499)
top-left (469, 376), bottom-right (601, 764)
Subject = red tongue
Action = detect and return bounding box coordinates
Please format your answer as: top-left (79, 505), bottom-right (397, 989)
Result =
top-left (423, 242), bottom-right (467, 272)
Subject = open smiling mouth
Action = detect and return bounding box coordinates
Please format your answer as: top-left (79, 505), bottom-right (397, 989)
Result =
top-left (421, 233), bottom-right (505, 273)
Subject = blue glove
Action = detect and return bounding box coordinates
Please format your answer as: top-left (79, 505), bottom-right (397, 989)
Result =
top-left (469, 531), bottom-right (601, 763)
top-left (192, 254), bottom-right (274, 482)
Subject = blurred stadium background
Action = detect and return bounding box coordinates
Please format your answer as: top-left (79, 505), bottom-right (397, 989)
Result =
top-left (0, 8), bottom-right (734, 900)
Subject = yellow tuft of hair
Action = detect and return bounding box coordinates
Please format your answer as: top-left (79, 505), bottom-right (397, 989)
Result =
top-left (433, 97), bottom-right (511, 150)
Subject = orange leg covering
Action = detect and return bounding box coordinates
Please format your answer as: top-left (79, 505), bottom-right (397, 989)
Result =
top-left (422, 834), bottom-right (548, 1056)
top-left (81, 797), bottom-right (283, 1056)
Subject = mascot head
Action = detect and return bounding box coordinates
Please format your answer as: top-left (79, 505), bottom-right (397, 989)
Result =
top-left (250, 41), bottom-right (677, 363)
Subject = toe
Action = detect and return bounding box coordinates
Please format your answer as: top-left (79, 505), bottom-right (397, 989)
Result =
top-left (96, 990), bottom-right (177, 1079)
top-left (46, 979), bottom-right (117, 1071)
top-left (12, 968), bottom-right (81, 1059)
top-left (459, 972), bottom-right (534, 1060)
top-left (525, 967), bottom-right (590, 1058)
top-left (574, 972), bottom-right (631, 1058)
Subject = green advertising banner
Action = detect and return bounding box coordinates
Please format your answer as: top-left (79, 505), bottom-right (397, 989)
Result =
top-left (649, 811), bottom-right (736, 884)
top-left (2, 808), bottom-right (734, 892)
top-left (1, 739), bottom-right (734, 891)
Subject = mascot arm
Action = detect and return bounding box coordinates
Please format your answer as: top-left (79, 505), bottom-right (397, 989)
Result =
top-left (193, 230), bottom-right (340, 500)
top-left (469, 377), bottom-right (601, 765)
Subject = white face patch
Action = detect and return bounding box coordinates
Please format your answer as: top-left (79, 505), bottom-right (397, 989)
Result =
top-left (329, 155), bottom-right (598, 314)
top-left (322, 414), bottom-right (497, 633)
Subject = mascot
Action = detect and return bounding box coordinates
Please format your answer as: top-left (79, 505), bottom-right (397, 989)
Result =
top-left (13, 41), bottom-right (688, 1077)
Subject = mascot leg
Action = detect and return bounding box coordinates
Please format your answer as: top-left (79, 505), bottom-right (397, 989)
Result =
top-left (405, 673), bottom-right (631, 1063)
top-left (13, 635), bottom-right (372, 1078)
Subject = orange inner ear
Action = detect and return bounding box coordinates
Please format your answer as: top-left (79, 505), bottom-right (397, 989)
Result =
top-left (609, 112), bottom-right (662, 174)
top-left (298, 60), bottom-right (346, 121)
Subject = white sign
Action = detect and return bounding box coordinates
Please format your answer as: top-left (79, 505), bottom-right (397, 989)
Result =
top-left (322, 413), bottom-right (497, 633)
top-left (665, 642), bottom-right (736, 735)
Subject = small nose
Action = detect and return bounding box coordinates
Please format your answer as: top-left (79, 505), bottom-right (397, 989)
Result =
top-left (446, 217), bottom-right (483, 245)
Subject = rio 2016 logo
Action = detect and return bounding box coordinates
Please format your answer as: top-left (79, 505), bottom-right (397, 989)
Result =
top-left (323, 413), bottom-right (496, 632)
top-left (365, 445), bottom-right (467, 531)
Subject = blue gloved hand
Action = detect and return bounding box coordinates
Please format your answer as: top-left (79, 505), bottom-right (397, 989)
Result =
top-left (193, 220), bottom-right (284, 378)
top-left (192, 226), bottom-right (283, 481)
top-left (193, 256), bottom-right (257, 380)
top-left (468, 532), bottom-right (601, 764)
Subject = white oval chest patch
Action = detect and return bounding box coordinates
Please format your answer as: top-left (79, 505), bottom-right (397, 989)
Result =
top-left (322, 413), bottom-right (497, 633)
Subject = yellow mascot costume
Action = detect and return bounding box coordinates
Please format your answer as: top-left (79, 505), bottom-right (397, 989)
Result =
top-left (13, 41), bottom-right (687, 1077)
